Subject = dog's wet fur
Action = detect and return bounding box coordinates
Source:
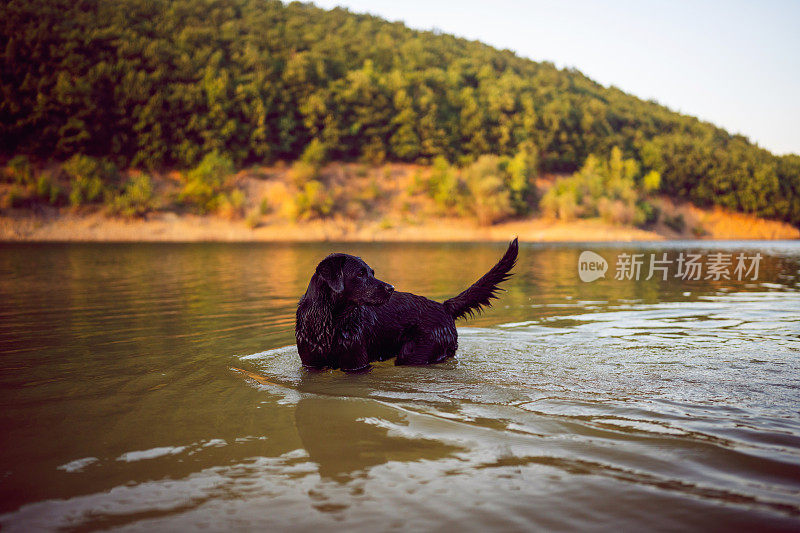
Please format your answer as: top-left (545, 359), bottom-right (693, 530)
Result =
top-left (295, 238), bottom-right (519, 372)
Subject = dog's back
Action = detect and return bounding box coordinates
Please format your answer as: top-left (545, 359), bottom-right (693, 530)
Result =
top-left (367, 238), bottom-right (518, 365)
top-left (368, 291), bottom-right (458, 365)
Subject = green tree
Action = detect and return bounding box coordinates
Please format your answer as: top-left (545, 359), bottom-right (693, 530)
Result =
top-left (0, 0), bottom-right (795, 224)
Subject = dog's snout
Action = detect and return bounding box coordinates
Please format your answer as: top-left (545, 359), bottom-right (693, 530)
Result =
top-left (364, 280), bottom-right (393, 306)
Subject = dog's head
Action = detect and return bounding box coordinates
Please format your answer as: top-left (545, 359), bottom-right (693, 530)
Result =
top-left (314, 253), bottom-right (394, 305)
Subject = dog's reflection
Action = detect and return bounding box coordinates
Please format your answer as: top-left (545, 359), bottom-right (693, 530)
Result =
top-left (233, 365), bottom-right (466, 482)
top-left (293, 394), bottom-right (461, 483)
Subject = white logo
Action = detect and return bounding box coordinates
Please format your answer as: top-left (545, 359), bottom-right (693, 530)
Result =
top-left (578, 251), bottom-right (608, 282)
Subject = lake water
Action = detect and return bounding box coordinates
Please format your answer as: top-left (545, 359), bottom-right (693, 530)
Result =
top-left (1, 241), bottom-right (799, 531)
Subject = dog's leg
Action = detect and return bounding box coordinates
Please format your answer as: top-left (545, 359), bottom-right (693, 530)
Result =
top-left (396, 337), bottom-right (441, 366)
top-left (297, 339), bottom-right (329, 370)
top-left (339, 346), bottom-right (370, 373)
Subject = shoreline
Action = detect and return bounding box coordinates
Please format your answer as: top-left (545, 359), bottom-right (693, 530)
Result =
top-left (1, 209), bottom-right (797, 243)
top-left (3, 161), bottom-right (798, 243)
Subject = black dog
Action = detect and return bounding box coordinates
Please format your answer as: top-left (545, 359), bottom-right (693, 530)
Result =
top-left (295, 238), bottom-right (518, 372)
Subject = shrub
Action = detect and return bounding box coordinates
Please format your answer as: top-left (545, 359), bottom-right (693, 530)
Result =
top-left (407, 169), bottom-right (426, 195)
top-left (288, 161), bottom-right (318, 188)
top-left (540, 147), bottom-right (652, 225)
top-left (187, 151), bottom-right (234, 186)
top-left (358, 177), bottom-right (383, 204)
top-left (229, 189), bottom-right (245, 212)
top-left (637, 200), bottom-right (660, 226)
top-left (343, 197), bottom-right (367, 219)
top-left (216, 188), bottom-right (246, 219)
top-left (361, 138), bottom-right (386, 165)
top-left (463, 155), bottom-right (515, 225)
top-left (541, 181), bottom-right (579, 220)
top-left (35, 171), bottom-right (63, 205)
top-left (407, 157), bottom-right (466, 215)
top-left (108, 174), bottom-right (155, 217)
top-left (259, 197), bottom-right (271, 215)
top-left (299, 139), bottom-right (328, 167)
top-left (291, 180), bottom-right (334, 220)
top-left (262, 182), bottom-right (293, 218)
top-left (598, 197), bottom-right (640, 225)
top-left (245, 207), bottom-right (262, 229)
top-left (664, 213), bottom-right (686, 233)
top-left (69, 180), bottom-right (101, 207)
top-left (2, 159), bottom-right (64, 206)
top-left (6, 155), bottom-right (33, 185)
top-left (641, 170), bottom-right (661, 193)
top-left (63, 155), bottom-right (116, 207)
top-left (2, 185), bottom-right (29, 208)
top-left (506, 141), bottom-right (539, 213)
top-left (427, 156), bottom-right (462, 213)
top-left (179, 151), bottom-right (234, 213)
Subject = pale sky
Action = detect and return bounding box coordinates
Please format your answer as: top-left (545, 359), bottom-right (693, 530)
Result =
top-left (312, 0), bottom-right (800, 156)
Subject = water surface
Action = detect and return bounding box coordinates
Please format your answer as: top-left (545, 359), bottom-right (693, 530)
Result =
top-left (1, 241), bottom-right (799, 531)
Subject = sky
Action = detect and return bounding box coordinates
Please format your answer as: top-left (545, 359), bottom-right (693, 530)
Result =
top-left (312, 0), bottom-right (800, 156)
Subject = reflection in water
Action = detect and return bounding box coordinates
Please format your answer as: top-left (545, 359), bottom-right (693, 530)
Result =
top-left (0, 241), bottom-right (799, 531)
top-left (294, 396), bottom-right (463, 482)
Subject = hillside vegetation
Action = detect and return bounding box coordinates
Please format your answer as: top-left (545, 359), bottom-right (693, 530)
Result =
top-left (1, 0), bottom-right (799, 226)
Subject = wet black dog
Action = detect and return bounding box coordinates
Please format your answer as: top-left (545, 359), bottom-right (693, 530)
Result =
top-left (295, 238), bottom-right (518, 371)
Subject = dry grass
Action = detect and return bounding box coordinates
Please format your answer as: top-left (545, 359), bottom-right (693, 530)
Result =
top-left (653, 197), bottom-right (799, 240)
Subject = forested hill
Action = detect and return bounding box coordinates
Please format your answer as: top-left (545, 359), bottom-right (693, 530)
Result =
top-left (1, 0), bottom-right (799, 224)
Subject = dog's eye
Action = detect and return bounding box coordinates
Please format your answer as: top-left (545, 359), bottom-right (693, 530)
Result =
top-left (358, 268), bottom-right (366, 277)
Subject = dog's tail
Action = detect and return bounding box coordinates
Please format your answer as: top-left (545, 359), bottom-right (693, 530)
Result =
top-left (443, 238), bottom-right (518, 320)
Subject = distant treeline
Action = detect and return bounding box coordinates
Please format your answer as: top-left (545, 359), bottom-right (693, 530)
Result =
top-left (1, 0), bottom-right (799, 224)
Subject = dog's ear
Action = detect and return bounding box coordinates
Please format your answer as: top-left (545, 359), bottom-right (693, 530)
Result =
top-left (316, 257), bottom-right (344, 294)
